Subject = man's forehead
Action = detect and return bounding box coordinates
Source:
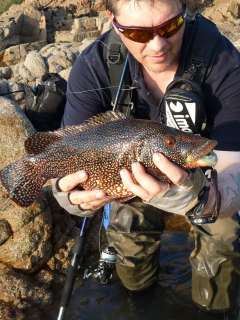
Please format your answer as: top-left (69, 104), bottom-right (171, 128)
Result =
top-left (114, 0), bottom-right (182, 12)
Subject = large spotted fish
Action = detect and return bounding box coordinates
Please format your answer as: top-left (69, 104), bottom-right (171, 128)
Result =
top-left (0, 111), bottom-right (217, 207)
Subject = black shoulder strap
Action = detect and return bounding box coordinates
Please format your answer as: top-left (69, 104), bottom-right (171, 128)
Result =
top-left (104, 29), bottom-right (135, 116)
top-left (178, 14), bottom-right (221, 84)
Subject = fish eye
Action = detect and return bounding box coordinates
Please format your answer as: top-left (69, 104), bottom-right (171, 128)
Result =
top-left (164, 135), bottom-right (176, 147)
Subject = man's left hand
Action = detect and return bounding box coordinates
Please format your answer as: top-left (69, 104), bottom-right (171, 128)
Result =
top-left (120, 153), bottom-right (206, 216)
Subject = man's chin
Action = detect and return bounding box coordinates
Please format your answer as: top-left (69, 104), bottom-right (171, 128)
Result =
top-left (144, 62), bottom-right (171, 73)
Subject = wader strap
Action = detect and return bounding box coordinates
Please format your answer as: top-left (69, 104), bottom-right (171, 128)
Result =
top-left (105, 29), bottom-right (136, 116)
top-left (178, 14), bottom-right (221, 85)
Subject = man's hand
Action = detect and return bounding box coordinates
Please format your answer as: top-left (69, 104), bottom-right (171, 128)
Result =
top-left (120, 153), bottom-right (189, 201)
top-left (52, 170), bottom-right (110, 216)
top-left (120, 153), bottom-right (206, 216)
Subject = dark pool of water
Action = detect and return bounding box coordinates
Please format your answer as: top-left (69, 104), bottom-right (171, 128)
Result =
top-left (56, 231), bottom-right (226, 320)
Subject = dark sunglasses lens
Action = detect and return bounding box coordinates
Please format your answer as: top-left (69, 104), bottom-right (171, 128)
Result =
top-left (120, 15), bottom-right (184, 43)
top-left (123, 29), bottom-right (153, 43)
top-left (160, 16), bottom-right (184, 38)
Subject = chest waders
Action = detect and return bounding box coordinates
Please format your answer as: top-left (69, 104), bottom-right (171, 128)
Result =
top-left (101, 14), bottom-right (240, 316)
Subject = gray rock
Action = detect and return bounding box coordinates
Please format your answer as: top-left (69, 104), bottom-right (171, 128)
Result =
top-left (59, 67), bottom-right (72, 80)
top-left (40, 42), bottom-right (81, 74)
top-left (0, 80), bottom-right (9, 96)
top-left (23, 51), bottom-right (48, 79)
top-left (0, 41), bottom-right (47, 67)
top-left (0, 67), bottom-right (12, 80)
top-left (40, 42), bottom-right (81, 59)
top-left (0, 13), bottom-right (23, 51)
top-left (54, 30), bottom-right (75, 43)
top-left (18, 63), bottom-right (35, 82)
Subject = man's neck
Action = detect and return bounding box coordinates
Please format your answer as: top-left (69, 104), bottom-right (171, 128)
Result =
top-left (142, 64), bottom-right (178, 98)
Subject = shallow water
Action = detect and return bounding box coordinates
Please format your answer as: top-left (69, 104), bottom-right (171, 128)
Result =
top-left (58, 231), bottom-right (224, 320)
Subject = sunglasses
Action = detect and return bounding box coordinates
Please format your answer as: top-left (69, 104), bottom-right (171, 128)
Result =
top-left (112, 12), bottom-right (185, 43)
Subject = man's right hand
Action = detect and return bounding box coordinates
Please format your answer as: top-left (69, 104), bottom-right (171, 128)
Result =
top-left (52, 170), bottom-right (111, 216)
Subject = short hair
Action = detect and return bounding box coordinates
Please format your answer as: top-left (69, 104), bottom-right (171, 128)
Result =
top-left (106, 0), bottom-right (186, 15)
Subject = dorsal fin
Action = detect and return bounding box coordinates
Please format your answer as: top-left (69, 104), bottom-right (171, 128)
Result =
top-left (25, 132), bottom-right (61, 155)
top-left (55, 111), bottom-right (128, 137)
top-left (25, 111), bottom-right (128, 154)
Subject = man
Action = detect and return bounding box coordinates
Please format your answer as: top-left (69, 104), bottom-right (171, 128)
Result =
top-left (53, 0), bottom-right (240, 317)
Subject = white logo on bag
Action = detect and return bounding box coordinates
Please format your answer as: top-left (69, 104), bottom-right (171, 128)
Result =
top-left (166, 101), bottom-right (196, 132)
top-left (168, 101), bottom-right (183, 113)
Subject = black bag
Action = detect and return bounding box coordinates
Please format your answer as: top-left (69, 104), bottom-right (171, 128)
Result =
top-left (25, 73), bottom-right (67, 131)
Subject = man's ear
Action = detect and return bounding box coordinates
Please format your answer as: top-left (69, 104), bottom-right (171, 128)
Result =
top-left (106, 10), bottom-right (112, 18)
top-left (109, 14), bottom-right (121, 36)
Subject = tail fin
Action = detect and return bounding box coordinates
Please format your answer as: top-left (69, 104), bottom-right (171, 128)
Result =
top-left (0, 158), bottom-right (46, 207)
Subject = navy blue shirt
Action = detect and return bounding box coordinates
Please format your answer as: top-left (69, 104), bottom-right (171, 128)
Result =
top-left (63, 18), bottom-right (240, 151)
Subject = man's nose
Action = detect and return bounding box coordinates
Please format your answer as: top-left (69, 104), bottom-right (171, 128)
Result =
top-left (147, 34), bottom-right (168, 51)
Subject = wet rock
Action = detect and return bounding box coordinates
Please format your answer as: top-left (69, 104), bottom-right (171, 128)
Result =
top-left (0, 301), bottom-right (24, 320)
top-left (0, 220), bottom-right (12, 245)
top-left (0, 263), bottom-right (52, 309)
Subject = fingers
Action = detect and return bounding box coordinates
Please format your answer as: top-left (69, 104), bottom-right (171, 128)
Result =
top-left (153, 153), bottom-right (188, 185)
top-left (57, 170), bottom-right (88, 192)
top-left (120, 154), bottom-right (189, 201)
top-left (120, 168), bottom-right (152, 201)
top-left (69, 189), bottom-right (110, 206)
top-left (56, 170), bottom-right (110, 210)
top-left (78, 198), bottom-right (110, 210)
top-left (120, 162), bottom-right (169, 201)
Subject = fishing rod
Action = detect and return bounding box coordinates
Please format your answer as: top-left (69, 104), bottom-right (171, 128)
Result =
top-left (57, 54), bottom-right (130, 320)
top-left (57, 216), bottom-right (89, 320)
top-left (112, 53), bottom-right (130, 112)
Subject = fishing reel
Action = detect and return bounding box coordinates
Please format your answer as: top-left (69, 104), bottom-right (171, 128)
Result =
top-left (84, 246), bottom-right (117, 285)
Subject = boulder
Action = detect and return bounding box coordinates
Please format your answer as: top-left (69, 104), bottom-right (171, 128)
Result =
top-left (228, 0), bottom-right (240, 19)
top-left (0, 41), bottom-right (47, 67)
top-left (0, 98), bottom-right (53, 271)
top-left (23, 51), bottom-right (48, 79)
top-left (1, 5), bottom-right (47, 45)
top-left (0, 263), bottom-right (52, 309)
top-left (0, 301), bottom-right (24, 320)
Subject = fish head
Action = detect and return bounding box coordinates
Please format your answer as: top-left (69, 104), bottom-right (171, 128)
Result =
top-left (149, 126), bottom-right (218, 168)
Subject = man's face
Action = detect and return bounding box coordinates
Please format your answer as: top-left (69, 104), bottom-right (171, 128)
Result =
top-left (112, 0), bottom-right (185, 73)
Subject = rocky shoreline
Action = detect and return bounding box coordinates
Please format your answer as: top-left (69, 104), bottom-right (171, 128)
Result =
top-left (0, 0), bottom-right (240, 319)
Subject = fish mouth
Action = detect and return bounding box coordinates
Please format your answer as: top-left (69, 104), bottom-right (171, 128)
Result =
top-left (186, 140), bottom-right (218, 168)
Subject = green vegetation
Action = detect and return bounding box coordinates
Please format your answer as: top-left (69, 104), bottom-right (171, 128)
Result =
top-left (0, 0), bottom-right (24, 14)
